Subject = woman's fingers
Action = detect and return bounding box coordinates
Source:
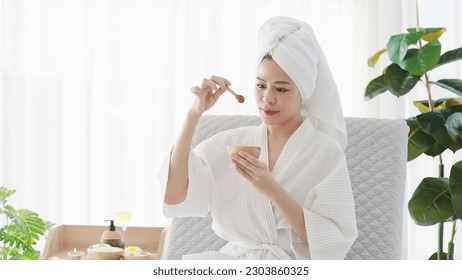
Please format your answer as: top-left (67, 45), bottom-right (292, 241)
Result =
top-left (231, 152), bottom-right (261, 174)
top-left (190, 86), bottom-right (201, 95)
top-left (209, 75), bottom-right (232, 90)
top-left (231, 152), bottom-right (261, 171)
top-left (190, 75), bottom-right (232, 112)
top-left (232, 157), bottom-right (254, 175)
top-left (231, 151), bottom-right (278, 197)
top-left (201, 78), bottom-right (217, 92)
top-left (238, 151), bottom-right (261, 166)
top-left (234, 163), bottom-right (253, 180)
top-left (198, 75), bottom-right (232, 93)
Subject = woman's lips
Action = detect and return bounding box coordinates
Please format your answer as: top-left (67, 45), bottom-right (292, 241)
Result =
top-left (263, 109), bottom-right (279, 116)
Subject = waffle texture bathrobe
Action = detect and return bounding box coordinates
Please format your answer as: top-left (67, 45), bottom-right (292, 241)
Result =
top-left (158, 118), bottom-right (357, 260)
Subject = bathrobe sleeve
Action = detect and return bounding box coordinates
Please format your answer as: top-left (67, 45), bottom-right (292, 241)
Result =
top-left (157, 139), bottom-right (218, 218)
top-left (294, 146), bottom-right (358, 260)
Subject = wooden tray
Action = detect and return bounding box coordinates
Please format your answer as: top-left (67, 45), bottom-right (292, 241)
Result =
top-left (41, 224), bottom-right (166, 260)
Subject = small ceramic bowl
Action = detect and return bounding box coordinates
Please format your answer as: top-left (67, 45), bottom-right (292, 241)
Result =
top-left (87, 244), bottom-right (123, 260)
top-left (227, 146), bottom-right (261, 159)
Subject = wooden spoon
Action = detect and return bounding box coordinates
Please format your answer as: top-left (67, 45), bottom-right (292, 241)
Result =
top-left (227, 87), bottom-right (245, 103)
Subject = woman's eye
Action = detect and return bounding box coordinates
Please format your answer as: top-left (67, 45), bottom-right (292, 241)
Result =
top-left (256, 84), bottom-right (266, 89)
top-left (276, 88), bottom-right (288, 93)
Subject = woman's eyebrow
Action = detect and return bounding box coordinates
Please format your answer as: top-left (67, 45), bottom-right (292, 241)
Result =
top-left (256, 77), bottom-right (290, 84)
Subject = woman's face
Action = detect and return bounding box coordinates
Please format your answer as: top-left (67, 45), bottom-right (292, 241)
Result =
top-left (255, 58), bottom-right (302, 127)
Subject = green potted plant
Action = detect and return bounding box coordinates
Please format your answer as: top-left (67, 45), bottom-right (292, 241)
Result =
top-left (365, 3), bottom-right (462, 260)
top-left (0, 186), bottom-right (53, 260)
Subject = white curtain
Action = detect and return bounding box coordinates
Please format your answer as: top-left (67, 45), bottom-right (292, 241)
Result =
top-left (1, 0), bottom-right (461, 259)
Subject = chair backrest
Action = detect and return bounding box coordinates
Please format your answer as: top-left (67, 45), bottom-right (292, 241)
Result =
top-left (163, 115), bottom-right (409, 260)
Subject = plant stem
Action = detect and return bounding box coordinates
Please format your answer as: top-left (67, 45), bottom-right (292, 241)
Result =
top-left (438, 222), bottom-right (444, 259)
top-left (419, 0), bottom-right (445, 254)
top-left (437, 164), bottom-right (445, 259)
top-left (428, 47), bottom-right (444, 259)
top-left (447, 220), bottom-right (457, 260)
top-left (416, 0), bottom-right (422, 49)
top-left (424, 74), bottom-right (435, 111)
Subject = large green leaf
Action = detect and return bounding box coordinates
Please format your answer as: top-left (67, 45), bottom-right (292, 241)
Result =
top-left (414, 98), bottom-right (462, 113)
top-left (429, 251), bottom-right (448, 260)
top-left (387, 32), bottom-right (423, 63)
top-left (0, 210), bottom-right (50, 260)
top-left (368, 48), bottom-right (387, 67)
top-left (408, 177), bottom-right (453, 226)
top-left (15, 209), bottom-right (50, 244)
top-left (398, 40), bottom-right (442, 75)
top-left (407, 27), bottom-right (446, 42)
top-left (449, 161), bottom-right (462, 218)
top-left (384, 63), bottom-right (420, 97)
top-left (446, 98), bottom-right (462, 108)
top-left (431, 79), bottom-right (462, 97)
top-left (364, 75), bottom-right (388, 101)
top-left (1, 207), bottom-right (51, 259)
top-left (436, 47), bottom-right (462, 67)
top-left (417, 111), bottom-right (460, 152)
top-left (423, 143), bottom-right (446, 157)
top-left (440, 105), bottom-right (462, 117)
top-left (445, 112), bottom-right (462, 145)
top-left (0, 187), bottom-right (52, 260)
top-left (1, 225), bottom-right (34, 252)
top-left (407, 118), bottom-right (436, 161)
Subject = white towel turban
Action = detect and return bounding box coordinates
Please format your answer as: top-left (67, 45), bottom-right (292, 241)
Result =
top-left (256, 16), bottom-right (347, 150)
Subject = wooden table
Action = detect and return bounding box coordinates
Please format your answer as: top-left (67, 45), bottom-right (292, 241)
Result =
top-left (41, 224), bottom-right (166, 260)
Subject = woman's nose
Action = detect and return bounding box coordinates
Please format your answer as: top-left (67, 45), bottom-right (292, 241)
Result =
top-left (262, 90), bottom-right (276, 104)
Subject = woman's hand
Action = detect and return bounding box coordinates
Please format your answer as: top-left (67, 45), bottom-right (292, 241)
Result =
top-left (189, 75), bottom-right (231, 116)
top-left (231, 151), bottom-right (308, 243)
top-left (231, 152), bottom-right (281, 198)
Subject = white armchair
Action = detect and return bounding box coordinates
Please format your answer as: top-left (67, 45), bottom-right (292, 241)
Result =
top-left (161, 115), bottom-right (409, 260)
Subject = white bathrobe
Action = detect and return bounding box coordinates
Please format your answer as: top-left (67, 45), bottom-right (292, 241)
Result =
top-left (158, 118), bottom-right (358, 260)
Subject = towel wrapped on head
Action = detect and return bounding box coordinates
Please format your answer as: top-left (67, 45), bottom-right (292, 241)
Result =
top-left (256, 16), bottom-right (347, 150)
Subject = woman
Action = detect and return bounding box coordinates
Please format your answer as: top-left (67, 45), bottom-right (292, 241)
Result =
top-left (158, 16), bottom-right (357, 260)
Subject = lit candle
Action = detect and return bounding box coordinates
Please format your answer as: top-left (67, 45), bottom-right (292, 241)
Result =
top-left (67, 248), bottom-right (84, 260)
